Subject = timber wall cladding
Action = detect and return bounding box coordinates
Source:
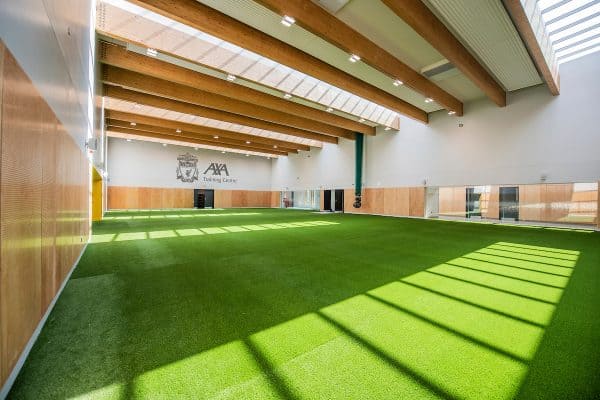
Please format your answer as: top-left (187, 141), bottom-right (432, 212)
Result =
top-left (344, 187), bottom-right (425, 217)
top-left (0, 43), bottom-right (89, 385)
top-left (107, 186), bottom-right (276, 209)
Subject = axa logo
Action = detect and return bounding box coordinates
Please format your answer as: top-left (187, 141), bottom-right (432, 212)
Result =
top-left (203, 163), bottom-right (229, 176)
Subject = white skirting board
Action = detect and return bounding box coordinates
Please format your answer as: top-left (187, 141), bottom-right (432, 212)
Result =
top-left (0, 241), bottom-right (89, 399)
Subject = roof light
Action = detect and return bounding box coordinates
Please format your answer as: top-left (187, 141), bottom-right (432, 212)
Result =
top-left (213, 135), bottom-right (219, 139)
top-left (425, 98), bottom-right (434, 103)
top-left (226, 74), bottom-right (236, 81)
top-left (349, 54), bottom-right (361, 63)
top-left (246, 141), bottom-right (251, 144)
top-left (130, 122), bottom-right (137, 126)
top-left (448, 110), bottom-right (456, 115)
top-left (146, 48), bottom-right (158, 57)
top-left (393, 79), bottom-right (404, 86)
top-left (326, 107), bottom-right (334, 112)
top-left (281, 15), bottom-right (296, 27)
top-left (283, 93), bottom-right (292, 99)
top-left (176, 129), bottom-right (181, 133)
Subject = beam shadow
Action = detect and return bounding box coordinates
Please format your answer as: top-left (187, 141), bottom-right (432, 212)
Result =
top-left (459, 255), bottom-right (571, 278)
top-left (444, 262), bottom-right (566, 289)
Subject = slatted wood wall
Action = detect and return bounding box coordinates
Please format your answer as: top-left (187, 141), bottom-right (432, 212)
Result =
top-left (343, 187), bottom-right (425, 217)
top-left (107, 186), bottom-right (277, 209)
top-left (0, 42), bottom-right (89, 387)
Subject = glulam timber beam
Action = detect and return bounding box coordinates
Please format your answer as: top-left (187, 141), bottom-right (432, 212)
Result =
top-left (381, 0), bottom-right (507, 107)
top-left (128, 0), bottom-right (428, 123)
top-left (102, 65), bottom-right (356, 139)
top-left (255, 0), bottom-right (463, 115)
top-left (100, 42), bottom-right (374, 135)
top-left (104, 86), bottom-right (338, 144)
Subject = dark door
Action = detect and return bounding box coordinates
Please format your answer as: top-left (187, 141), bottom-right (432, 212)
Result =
top-left (194, 189), bottom-right (214, 209)
top-left (499, 187), bottom-right (519, 220)
top-left (466, 188), bottom-right (482, 218)
top-left (334, 189), bottom-right (344, 212)
top-left (204, 189), bottom-right (214, 208)
top-left (323, 190), bottom-right (331, 211)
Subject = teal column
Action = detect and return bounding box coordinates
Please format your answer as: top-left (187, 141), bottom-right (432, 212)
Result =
top-left (354, 133), bottom-right (363, 208)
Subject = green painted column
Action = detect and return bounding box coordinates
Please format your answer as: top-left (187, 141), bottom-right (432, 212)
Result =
top-left (354, 133), bottom-right (363, 208)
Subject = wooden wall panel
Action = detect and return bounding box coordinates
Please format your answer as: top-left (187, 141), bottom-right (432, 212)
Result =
top-left (0, 44), bottom-right (89, 387)
top-left (409, 187), bottom-right (425, 217)
top-left (598, 182), bottom-right (600, 229)
top-left (481, 186), bottom-right (499, 219)
top-left (271, 191), bottom-right (280, 208)
top-left (439, 187), bottom-right (466, 217)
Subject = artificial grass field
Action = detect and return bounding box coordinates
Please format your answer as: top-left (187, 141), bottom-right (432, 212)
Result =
top-left (8, 208), bottom-right (600, 400)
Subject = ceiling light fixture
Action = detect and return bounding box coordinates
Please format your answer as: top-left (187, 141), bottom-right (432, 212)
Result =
top-left (384, 126), bottom-right (391, 131)
top-left (246, 141), bottom-right (251, 144)
top-left (221, 151), bottom-right (226, 154)
top-left (326, 107), bottom-right (333, 112)
top-left (176, 129), bottom-right (181, 133)
top-left (146, 48), bottom-right (158, 57)
top-left (226, 74), bottom-right (236, 82)
top-left (213, 135), bottom-right (219, 139)
top-left (133, 103), bottom-right (142, 109)
top-left (349, 54), bottom-right (361, 63)
top-left (283, 93), bottom-right (292, 100)
top-left (359, 118), bottom-right (366, 123)
top-left (130, 122), bottom-right (137, 126)
top-left (393, 79), bottom-right (404, 86)
top-left (126, 139), bottom-right (132, 142)
top-left (162, 143), bottom-right (167, 147)
top-left (273, 145), bottom-right (278, 148)
top-left (448, 110), bottom-right (456, 115)
top-left (281, 15), bottom-right (296, 27)
top-left (245, 154), bottom-right (250, 157)
top-left (425, 98), bottom-right (433, 103)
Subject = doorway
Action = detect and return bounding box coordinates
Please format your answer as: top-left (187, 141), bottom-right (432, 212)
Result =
top-left (466, 187), bottom-right (482, 218)
top-left (194, 189), bottom-right (214, 209)
top-left (499, 186), bottom-right (519, 220)
top-left (334, 189), bottom-right (344, 212)
top-left (323, 190), bottom-right (332, 211)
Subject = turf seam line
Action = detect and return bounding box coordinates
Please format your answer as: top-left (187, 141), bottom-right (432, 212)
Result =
top-left (424, 271), bottom-right (558, 305)
top-left (443, 263), bottom-right (566, 289)
top-left (396, 279), bottom-right (548, 328)
top-left (364, 293), bottom-right (530, 364)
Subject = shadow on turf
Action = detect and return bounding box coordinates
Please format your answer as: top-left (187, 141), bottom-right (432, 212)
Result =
top-left (9, 212), bottom-right (597, 400)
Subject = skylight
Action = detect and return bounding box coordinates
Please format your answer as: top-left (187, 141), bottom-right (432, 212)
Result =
top-left (538, 0), bottom-right (600, 64)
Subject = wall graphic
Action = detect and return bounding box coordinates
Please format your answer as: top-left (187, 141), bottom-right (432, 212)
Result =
top-left (176, 153), bottom-right (199, 183)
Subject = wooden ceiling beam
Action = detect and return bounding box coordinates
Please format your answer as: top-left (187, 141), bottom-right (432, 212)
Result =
top-left (502, 0), bottom-right (560, 95)
top-left (107, 126), bottom-right (290, 155)
top-left (106, 117), bottom-right (301, 153)
top-left (103, 65), bottom-right (356, 139)
top-left (100, 43), bottom-right (374, 135)
top-left (128, 0), bottom-right (428, 123)
top-left (381, 0), bottom-right (507, 107)
top-left (105, 109), bottom-right (310, 150)
top-left (254, 0), bottom-right (463, 115)
top-left (104, 86), bottom-right (338, 144)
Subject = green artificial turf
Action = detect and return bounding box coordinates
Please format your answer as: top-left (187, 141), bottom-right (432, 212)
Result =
top-left (8, 209), bottom-right (600, 400)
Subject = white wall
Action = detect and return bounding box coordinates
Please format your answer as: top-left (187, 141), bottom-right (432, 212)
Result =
top-left (107, 138), bottom-right (273, 190)
top-left (0, 0), bottom-right (96, 151)
top-left (272, 52), bottom-right (600, 189)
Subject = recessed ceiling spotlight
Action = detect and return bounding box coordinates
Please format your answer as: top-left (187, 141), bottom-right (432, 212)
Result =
top-left (349, 54), bottom-right (361, 63)
top-left (146, 48), bottom-right (158, 57)
top-left (176, 129), bottom-right (181, 133)
top-left (283, 93), bottom-right (292, 100)
top-left (126, 139), bottom-right (132, 142)
top-left (133, 103), bottom-right (142, 109)
top-left (281, 15), bottom-right (296, 27)
top-left (384, 126), bottom-right (392, 131)
top-left (393, 79), bottom-right (404, 86)
top-left (213, 135), bottom-right (219, 139)
top-left (130, 122), bottom-right (137, 126)
top-left (359, 118), bottom-right (366, 123)
top-left (245, 154), bottom-right (250, 157)
top-left (448, 110), bottom-right (456, 115)
top-left (221, 151), bottom-right (226, 154)
top-left (273, 145), bottom-right (278, 148)
top-left (246, 140), bottom-right (251, 144)
top-left (424, 98), bottom-right (433, 103)
top-left (162, 143), bottom-right (167, 147)
top-left (326, 107), bottom-right (333, 112)
top-left (226, 74), bottom-right (236, 82)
